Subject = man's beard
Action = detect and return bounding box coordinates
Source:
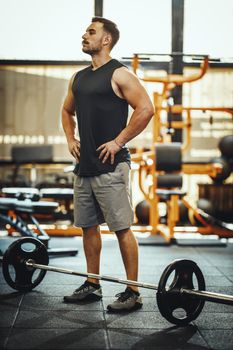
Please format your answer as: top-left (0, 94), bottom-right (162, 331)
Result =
top-left (82, 46), bottom-right (101, 56)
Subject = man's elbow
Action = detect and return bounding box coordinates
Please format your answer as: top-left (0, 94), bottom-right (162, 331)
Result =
top-left (144, 103), bottom-right (154, 120)
top-left (62, 105), bottom-right (75, 117)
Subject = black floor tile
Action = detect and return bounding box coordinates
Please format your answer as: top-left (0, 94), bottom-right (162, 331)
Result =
top-left (137, 272), bottom-right (168, 282)
top-left (208, 286), bottom-right (233, 294)
top-left (26, 283), bottom-right (82, 296)
top-left (46, 258), bottom-right (86, 270)
top-left (217, 266), bottom-right (233, 277)
top-left (38, 270), bottom-right (86, 284)
top-left (0, 284), bottom-right (17, 294)
top-left (192, 266), bottom-right (225, 276)
top-left (201, 330), bottom-right (233, 350)
top-left (0, 272), bottom-right (6, 283)
top-left (0, 328), bottom-right (11, 349)
top-left (14, 310), bottom-right (106, 329)
top-left (107, 326), bottom-right (210, 349)
top-left (211, 261), bottom-right (233, 268)
top-left (0, 293), bottom-right (23, 310)
top-left (20, 295), bottom-right (103, 311)
top-left (5, 328), bottom-right (109, 350)
top-left (105, 311), bottom-right (171, 329)
top-left (204, 275), bottom-right (233, 287)
top-left (0, 310), bottom-right (19, 328)
top-left (203, 301), bottom-right (233, 313)
top-left (194, 312), bottom-right (233, 330)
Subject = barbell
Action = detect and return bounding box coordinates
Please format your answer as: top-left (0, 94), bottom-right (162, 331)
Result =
top-left (1, 237), bottom-right (233, 326)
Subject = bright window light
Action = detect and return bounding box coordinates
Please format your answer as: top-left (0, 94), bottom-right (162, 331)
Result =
top-left (104, 0), bottom-right (172, 59)
top-left (0, 0), bottom-right (93, 60)
top-left (184, 0), bottom-right (233, 58)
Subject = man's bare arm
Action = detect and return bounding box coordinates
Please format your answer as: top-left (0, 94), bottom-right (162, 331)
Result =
top-left (114, 68), bottom-right (154, 147)
top-left (61, 75), bottom-right (80, 161)
top-left (97, 68), bottom-right (154, 164)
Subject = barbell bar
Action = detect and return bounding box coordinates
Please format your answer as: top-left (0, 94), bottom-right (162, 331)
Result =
top-left (1, 237), bottom-right (233, 326)
top-left (25, 259), bottom-right (157, 290)
top-left (23, 260), bottom-right (233, 305)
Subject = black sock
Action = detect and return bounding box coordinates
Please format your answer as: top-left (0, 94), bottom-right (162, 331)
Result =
top-left (127, 287), bottom-right (140, 296)
top-left (86, 280), bottom-right (100, 289)
top-left (132, 290), bottom-right (140, 296)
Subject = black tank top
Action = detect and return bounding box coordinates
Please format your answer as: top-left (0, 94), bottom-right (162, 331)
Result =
top-left (72, 59), bottom-right (130, 176)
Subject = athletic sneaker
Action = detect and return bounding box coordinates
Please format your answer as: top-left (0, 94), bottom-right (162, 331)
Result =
top-left (107, 287), bottom-right (143, 312)
top-left (63, 280), bottom-right (102, 303)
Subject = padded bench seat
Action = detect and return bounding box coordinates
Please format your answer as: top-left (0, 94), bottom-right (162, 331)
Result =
top-left (156, 189), bottom-right (187, 200)
top-left (1, 187), bottom-right (73, 200)
top-left (40, 188), bottom-right (73, 199)
top-left (198, 209), bottom-right (233, 232)
top-left (1, 187), bottom-right (40, 197)
top-left (0, 197), bottom-right (59, 214)
top-left (0, 198), bottom-right (18, 210)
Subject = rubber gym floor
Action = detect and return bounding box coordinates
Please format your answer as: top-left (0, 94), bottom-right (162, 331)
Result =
top-left (0, 235), bottom-right (233, 350)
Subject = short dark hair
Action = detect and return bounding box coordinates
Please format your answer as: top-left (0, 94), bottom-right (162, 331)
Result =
top-left (92, 17), bottom-right (120, 49)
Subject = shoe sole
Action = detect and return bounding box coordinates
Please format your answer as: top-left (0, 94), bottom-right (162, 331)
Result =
top-left (107, 302), bottom-right (143, 313)
top-left (64, 294), bottom-right (102, 303)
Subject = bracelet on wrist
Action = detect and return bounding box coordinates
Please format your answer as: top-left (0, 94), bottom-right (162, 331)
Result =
top-left (114, 139), bottom-right (124, 149)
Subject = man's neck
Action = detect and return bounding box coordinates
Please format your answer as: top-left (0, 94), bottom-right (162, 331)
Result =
top-left (91, 53), bottom-right (112, 70)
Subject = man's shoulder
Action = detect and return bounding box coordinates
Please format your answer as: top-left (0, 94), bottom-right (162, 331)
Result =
top-left (112, 64), bottom-right (134, 82)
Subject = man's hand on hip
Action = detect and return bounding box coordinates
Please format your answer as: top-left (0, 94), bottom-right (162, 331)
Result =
top-left (97, 140), bottom-right (121, 164)
top-left (68, 138), bottom-right (80, 161)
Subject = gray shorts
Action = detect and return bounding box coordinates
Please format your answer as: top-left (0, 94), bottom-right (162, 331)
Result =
top-left (73, 162), bottom-right (134, 232)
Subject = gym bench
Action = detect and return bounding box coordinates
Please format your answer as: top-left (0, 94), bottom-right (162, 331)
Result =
top-left (0, 197), bottom-right (78, 257)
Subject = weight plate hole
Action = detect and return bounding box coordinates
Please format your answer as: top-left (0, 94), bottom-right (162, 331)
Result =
top-left (8, 264), bottom-right (16, 282)
top-left (31, 269), bottom-right (42, 283)
top-left (167, 271), bottom-right (176, 288)
top-left (192, 273), bottom-right (199, 289)
top-left (21, 242), bottom-right (37, 253)
top-left (172, 308), bottom-right (187, 320)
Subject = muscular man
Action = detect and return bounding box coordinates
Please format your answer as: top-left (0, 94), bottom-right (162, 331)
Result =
top-left (62, 17), bottom-right (154, 312)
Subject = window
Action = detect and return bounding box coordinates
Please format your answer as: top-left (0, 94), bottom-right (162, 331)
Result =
top-left (184, 0), bottom-right (233, 58)
top-left (0, 0), bottom-right (93, 60)
top-left (104, 0), bottom-right (172, 59)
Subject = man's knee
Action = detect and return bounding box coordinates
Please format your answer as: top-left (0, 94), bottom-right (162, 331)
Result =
top-left (82, 225), bottom-right (100, 235)
top-left (115, 227), bottom-right (131, 236)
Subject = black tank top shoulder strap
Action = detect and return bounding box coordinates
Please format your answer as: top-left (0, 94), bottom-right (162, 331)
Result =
top-left (109, 59), bottom-right (128, 70)
top-left (72, 65), bottom-right (92, 90)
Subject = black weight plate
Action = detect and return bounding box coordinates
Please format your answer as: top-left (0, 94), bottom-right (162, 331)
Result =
top-left (157, 259), bottom-right (206, 326)
top-left (2, 237), bottom-right (49, 292)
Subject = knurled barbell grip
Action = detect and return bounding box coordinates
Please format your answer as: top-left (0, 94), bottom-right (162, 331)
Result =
top-left (26, 260), bottom-right (158, 290)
